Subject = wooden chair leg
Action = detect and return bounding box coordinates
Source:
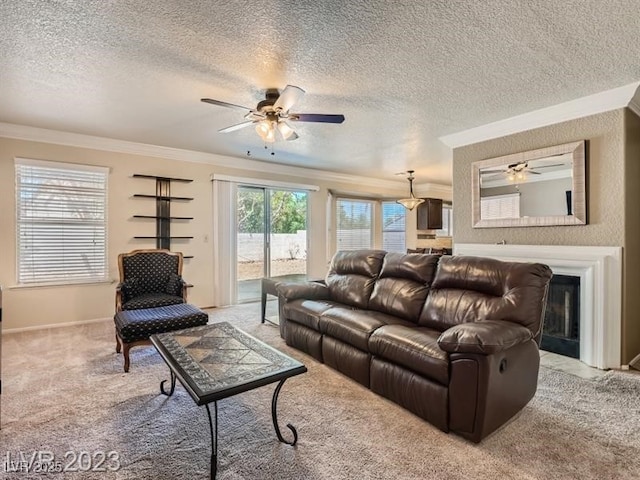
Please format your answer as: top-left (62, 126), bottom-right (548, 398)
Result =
top-left (122, 343), bottom-right (131, 373)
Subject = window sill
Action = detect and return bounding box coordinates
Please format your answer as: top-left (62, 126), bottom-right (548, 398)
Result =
top-left (8, 279), bottom-right (115, 290)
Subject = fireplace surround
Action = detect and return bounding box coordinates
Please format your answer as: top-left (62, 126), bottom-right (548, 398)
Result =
top-left (454, 244), bottom-right (622, 369)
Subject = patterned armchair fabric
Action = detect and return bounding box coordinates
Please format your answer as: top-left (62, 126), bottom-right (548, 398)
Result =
top-left (116, 249), bottom-right (187, 312)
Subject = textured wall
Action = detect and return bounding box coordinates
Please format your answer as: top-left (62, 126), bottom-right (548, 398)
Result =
top-left (623, 110), bottom-right (640, 363)
top-left (453, 109), bottom-right (625, 246)
top-left (451, 108), bottom-right (640, 363)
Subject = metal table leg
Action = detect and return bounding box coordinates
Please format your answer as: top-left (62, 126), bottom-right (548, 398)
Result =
top-left (160, 370), bottom-right (176, 396)
top-left (205, 402), bottom-right (218, 479)
top-left (271, 379), bottom-right (299, 445)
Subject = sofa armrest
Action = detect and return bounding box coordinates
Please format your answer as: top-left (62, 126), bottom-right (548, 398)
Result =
top-left (276, 281), bottom-right (330, 302)
top-left (437, 320), bottom-right (533, 355)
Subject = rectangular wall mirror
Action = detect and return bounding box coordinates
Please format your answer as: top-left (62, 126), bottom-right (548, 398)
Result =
top-left (471, 140), bottom-right (586, 228)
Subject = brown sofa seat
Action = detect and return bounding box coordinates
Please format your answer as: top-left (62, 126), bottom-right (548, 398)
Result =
top-left (319, 307), bottom-right (414, 351)
top-left (283, 298), bottom-right (341, 331)
top-left (369, 325), bottom-right (449, 385)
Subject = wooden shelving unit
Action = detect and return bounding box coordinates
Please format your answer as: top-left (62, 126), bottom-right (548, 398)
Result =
top-left (133, 215), bottom-right (194, 220)
top-left (132, 174), bottom-right (194, 255)
top-left (133, 194), bottom-right (194, 201)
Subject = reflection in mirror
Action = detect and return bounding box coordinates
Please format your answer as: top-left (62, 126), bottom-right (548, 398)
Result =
top-left (471, 141), bottom-right (586, 228)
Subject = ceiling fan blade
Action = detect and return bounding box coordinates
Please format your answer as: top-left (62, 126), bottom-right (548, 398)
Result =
top-left (274, 85), bottom-right (305, 113)
top-left (201, 98), bottom-right (252, 111)
top-left (289, 113), bottom-right (345, 123)
top-left (528, 170), bottom-right (542, 174)
top-left (218, 120), bottom-right (255, 133)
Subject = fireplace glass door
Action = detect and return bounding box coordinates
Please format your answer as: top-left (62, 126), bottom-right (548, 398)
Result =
top-left (541, 274), bottom-right (580, 358)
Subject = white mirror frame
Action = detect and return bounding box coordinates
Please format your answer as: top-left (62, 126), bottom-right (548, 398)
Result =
top-left (472, 140), bottom-right (586, 228)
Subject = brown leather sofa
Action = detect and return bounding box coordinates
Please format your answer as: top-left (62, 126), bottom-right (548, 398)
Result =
top-left (277, 250), bottom-right (552, 442)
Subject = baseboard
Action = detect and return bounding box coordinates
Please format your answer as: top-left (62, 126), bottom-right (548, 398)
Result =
top-left (629, 353), bottom-right (640, 371)
top-left (3, 305), bottom-right (218, 333)
top-left (3, 316), bottom-right (112, 333)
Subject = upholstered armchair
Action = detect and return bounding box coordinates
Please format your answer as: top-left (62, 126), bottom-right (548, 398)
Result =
top-left (115, 249), bottom-right (188, 312)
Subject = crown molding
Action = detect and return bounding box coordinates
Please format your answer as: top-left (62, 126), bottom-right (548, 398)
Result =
top-left (628, 89), bottom-right (640, 118)
top-left (414, 182), bottom-right (453, 200)
top-left (439, 81), bottom-right (640, 149)
top-left (0, 122), bottom-right (406, 190)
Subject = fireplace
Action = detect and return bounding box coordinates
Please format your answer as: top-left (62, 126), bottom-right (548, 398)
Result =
top-left (454, 244), bottom-right (622, 369)
top-left (541, 275), bottom-right (580, 358)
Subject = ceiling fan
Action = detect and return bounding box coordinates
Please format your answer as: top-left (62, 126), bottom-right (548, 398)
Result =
top-left (201, 85), bottom-right (345, 143)
top-left (482, 160), bottom-right (566, 181)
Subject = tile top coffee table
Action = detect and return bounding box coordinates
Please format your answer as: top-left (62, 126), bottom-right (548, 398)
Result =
top-left (150, 322), bottom-right (307, 479)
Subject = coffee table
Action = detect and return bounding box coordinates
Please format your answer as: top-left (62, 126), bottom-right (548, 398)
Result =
top-left (150, 322), bottom-right (307, 479)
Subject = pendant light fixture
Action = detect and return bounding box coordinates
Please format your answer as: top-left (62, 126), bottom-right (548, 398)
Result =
top-left (397, 170), bottom-right (425, 211)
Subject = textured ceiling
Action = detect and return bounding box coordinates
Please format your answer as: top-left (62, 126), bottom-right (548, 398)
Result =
top-left (1, 1), bottom-right (640, 185)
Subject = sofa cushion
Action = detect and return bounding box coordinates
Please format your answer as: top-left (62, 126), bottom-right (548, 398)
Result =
top-left (319, 307), bottom-right (413, 351)
top-left (369, 253), bottom-right (439, 321)
top-left (419, 255), bottom-right (553, 334)
top-left (114, 303), bottom-right (208, 343)
top-left (165, 273), bottom-right (183, 296)
top-left (121, 278), bottom-right (140, 302)
top-left (283, 299), bottom-right (341, 331)
top-left (324, 250), bottom-right (386, 309)
top-left (369, 325), bottom-right (449, 385)
top-left (122, 252), bottom-right (181, 295)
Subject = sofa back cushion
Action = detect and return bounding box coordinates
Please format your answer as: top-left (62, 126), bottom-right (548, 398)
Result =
top-left (418, 255), bottom-right (552, 338)
top-left (325, 250), bottom-right (386, 309)
top-left (368, 253), bottom-right (439, 321)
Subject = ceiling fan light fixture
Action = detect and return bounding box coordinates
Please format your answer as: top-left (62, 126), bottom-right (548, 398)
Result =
top-left (277, 121), bottom-right (298, 141)
top-left (397, 170), bottom-right (425, 211)
top-left (202, 84), bottom-right (345, 142)
top-left (256, 120), bottom-right (276, 143)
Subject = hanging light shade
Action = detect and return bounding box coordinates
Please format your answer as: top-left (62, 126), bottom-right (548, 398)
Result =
top-left (397, 170), bottom-right (425, 211)
top-left (277, 121), bottom-right (298, 141)
top-left (255, 119), bottom-right (276, 143)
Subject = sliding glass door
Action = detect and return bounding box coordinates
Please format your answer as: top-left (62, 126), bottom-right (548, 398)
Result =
top-left (236, 187), bottom-right (308, 303)
top-left (236, 187), bottom-right (266, 302)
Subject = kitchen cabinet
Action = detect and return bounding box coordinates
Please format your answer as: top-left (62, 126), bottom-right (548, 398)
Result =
top-left (417, 198), bottom-right (443, 230)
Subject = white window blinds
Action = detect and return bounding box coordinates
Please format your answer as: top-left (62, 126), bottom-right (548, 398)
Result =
top-left (382, 202), bottom-right (406, 252)
top-left (436, 203), bottom-right (453, 237)
top-left (336, 199), bottom-right (373, 250)
top-left (481, 193), bottom-right (520, 220)
top-left (15, 159), bottom-right (109, 285)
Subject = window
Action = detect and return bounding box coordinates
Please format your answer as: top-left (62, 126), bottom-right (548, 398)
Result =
top-left (436, 203), bottom-right (453, 237)
top-left (382, 202), bottom-right (406, 252)
top-left (336, 199), bottom-right (373, 250)
top-left (481, 193), bottom-right (520, 220)
top-left (15, 159), bottom-right (109, 285)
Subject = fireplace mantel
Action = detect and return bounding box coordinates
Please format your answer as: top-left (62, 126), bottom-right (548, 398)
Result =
top-left (454, 243), bottom-right (622, 369)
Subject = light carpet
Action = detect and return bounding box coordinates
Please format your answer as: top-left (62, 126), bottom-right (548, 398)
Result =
top-left (1, 302), bottom-right (639, 479)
